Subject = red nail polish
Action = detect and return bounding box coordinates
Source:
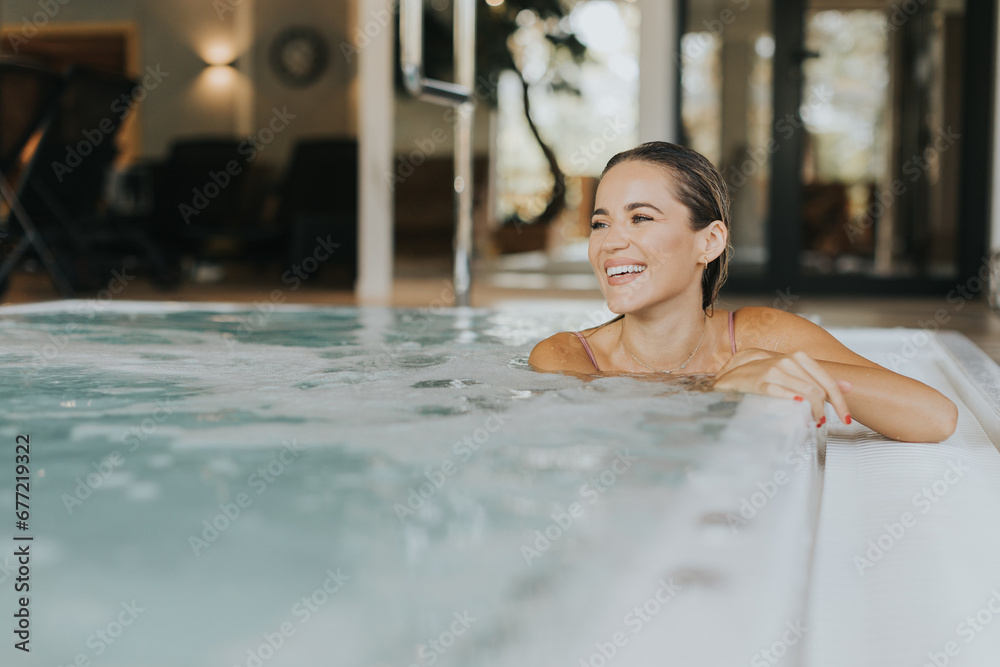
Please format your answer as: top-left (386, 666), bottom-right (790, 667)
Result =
top-left (819, 416), bottom-right (826, 425)
top-left (845, 413), bottom-right (852, 424)
top-left (794, 395), bottom-right (803, 402)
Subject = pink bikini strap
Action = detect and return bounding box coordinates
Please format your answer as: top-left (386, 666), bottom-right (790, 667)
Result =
top-left (729, 310), bottom-right (737, 355)
top-left (573, 331), bottom-right (600, 371)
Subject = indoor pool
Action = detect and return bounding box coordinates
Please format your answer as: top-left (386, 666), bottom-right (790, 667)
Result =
top-left (0, 299), bottom-right (998, 667)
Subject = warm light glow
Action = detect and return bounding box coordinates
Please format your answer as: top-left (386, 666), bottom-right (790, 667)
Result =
top-left (204, 64), bottom-right (236, 88)
top-left (485, 0), bottom-right (504, 6)
top-left (201, 41), bottom-right (235, 66)
top-left (189, 63), bottom-right (249, 115)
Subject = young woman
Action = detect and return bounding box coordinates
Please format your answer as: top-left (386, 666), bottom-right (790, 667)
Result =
top-left (529, 141), bottom-right (957, 443)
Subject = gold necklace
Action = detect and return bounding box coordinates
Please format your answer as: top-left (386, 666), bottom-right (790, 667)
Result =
top-left (623, 316), bottom-right (707, 373)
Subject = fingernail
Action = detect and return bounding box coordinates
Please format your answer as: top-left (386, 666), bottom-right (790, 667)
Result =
top-left (845, 413), bottom-right (852, 424)
top-left (819, 416), bottom-right (826, 425)
top-left (794, 395), bottom-right (803, 402)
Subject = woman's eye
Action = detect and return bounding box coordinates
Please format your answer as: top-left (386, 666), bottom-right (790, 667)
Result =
top-left (590, 214), bottom-right (650, 229)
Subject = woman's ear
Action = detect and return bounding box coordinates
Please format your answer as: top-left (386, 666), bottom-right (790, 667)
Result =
top-left (701, 220), bottom-right (727, 263)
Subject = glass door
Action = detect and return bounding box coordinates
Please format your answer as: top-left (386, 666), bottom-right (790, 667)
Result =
top-left (796, 0), bottom-right (962, 280)
top-left (679, 0), bottom-right (991, 294)
top-left (680, 0), bottom-right (774, 279)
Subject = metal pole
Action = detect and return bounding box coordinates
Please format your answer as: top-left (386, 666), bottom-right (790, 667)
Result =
top-left (399, 0), bottom-right (477, 307)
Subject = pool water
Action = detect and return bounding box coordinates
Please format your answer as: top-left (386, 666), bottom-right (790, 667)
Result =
top-left (0, 301), bottom-right (820, 666)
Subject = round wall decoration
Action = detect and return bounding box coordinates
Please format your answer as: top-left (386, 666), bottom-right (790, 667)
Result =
top-left (269, 27), bottom-right (328, 87)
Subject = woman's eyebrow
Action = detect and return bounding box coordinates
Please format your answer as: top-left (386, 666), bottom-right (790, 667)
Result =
top-left (592, 202), bottom-right (664, 217)
top-left (626, 202), bottom-right (663, 213)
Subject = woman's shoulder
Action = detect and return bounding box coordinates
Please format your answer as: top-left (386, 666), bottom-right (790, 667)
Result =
top-left (731, 305), bottom-right (792, 328)
top-left (731, 306), bottom-right (811, 346)
top-left (733, 306), bottom-right (884, 367)
top-left (734, 305), bottom-right (844, 334)
top-left (528, 331), bottom-right (598, 373)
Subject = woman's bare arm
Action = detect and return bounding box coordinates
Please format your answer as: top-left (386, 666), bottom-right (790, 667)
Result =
top-left (812, 359), bottom-right (956, 442)
top-left (721, 307), bottom-right (958, 443)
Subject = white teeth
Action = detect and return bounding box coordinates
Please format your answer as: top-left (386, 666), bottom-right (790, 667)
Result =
top-left (606, 264), bottom-right (647, 277)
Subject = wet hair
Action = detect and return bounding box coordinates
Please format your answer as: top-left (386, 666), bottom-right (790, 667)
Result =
top-left (600, 141), bottom-right (733, 313)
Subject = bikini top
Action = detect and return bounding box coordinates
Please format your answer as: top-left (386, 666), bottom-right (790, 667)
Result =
top-left (573, 310), bottom-right (736, 372)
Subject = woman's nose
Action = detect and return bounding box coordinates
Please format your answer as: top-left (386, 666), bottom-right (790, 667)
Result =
top-left (602, 222), bottom-right (630, 249)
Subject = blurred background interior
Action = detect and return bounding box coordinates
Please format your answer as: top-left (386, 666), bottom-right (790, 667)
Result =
top-left (0, 0), bottom-right (998, 358)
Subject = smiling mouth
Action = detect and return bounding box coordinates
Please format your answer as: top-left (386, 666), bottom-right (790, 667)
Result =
top-left (606, 264), bottom-right (647, 278)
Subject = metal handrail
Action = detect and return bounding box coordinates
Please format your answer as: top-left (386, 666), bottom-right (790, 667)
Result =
top-left (399, 0), bottom-right (476, 307)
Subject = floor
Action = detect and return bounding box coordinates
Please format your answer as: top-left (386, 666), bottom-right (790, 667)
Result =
top-left (4, 259), bottom-right (999, 364)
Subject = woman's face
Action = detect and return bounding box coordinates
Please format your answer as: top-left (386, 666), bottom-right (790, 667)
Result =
top-left (588, 160), bottom-right (705, 315)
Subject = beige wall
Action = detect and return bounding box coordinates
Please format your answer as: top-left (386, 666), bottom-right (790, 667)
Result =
top-left (250, 0), bottom-right (356, 168)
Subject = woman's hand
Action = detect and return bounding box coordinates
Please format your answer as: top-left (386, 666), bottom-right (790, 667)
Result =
top-left (712, 348), bottom-right (853, 425)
